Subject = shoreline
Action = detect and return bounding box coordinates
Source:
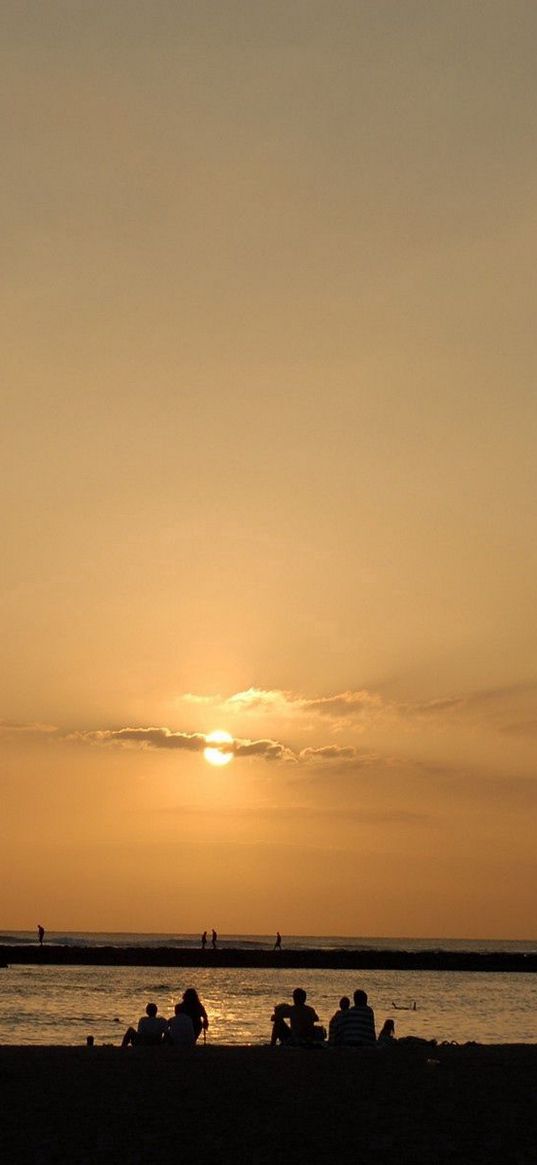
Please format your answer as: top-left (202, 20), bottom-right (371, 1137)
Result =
top-left (2, 944), bottom-right (537, 971)
top-left (1, 1044), bottom-right (536, 1163)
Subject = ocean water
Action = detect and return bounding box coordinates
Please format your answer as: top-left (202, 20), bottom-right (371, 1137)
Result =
top-left (2, 931), bottom-right (537, 954)
top-left (0, 934), bottom-right (536, 1046)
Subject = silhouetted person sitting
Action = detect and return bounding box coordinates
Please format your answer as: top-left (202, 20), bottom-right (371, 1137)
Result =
top-left (328, 995), bottom-right (351, 1044)
top-left (122, 1002), bottom-right (168, 1047)
top-left (378, 1018), bottom-right (396, 1045)
top-left (176, 987), bottom-right (209, 1042)
top-left (271, 987), bottom-right (324, 1046)
top-left (167, 1004), bottom-right (196, 1048)
top-left (338, 989), bottom-right (376, 1047)
top-left (271, 1003), bottom-right (292, 1044)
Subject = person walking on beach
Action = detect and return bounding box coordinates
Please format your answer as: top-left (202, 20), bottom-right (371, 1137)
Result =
top-left (201, 931), bottom-right (207, 950)
top-left (338, 989), bottom-right (376, 1047)
top-left (37, 924), bottom-right (45, 945)
top-left (211, 928), bottom-right (217, 949)
top-left (273, 931), bottom-right (282, 951)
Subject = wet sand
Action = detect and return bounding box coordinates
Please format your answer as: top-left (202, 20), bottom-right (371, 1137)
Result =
top-left (1, 1044), bottom-right (535, 1163)
top-left (3, 944), bottom-right (537, 971)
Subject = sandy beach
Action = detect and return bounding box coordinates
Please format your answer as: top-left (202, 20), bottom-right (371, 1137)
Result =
top-left (1, 1043), bottom-right (536, 1163)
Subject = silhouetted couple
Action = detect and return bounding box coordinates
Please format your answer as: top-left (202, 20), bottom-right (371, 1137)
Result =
top-left (328, 990), bottom-right (376, 1046)
top-left (122, 989), bottom-right (208, 1048)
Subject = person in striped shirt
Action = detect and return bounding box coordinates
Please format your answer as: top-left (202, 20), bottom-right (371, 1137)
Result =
top-left (338, 989), bottom-right (376, 1046)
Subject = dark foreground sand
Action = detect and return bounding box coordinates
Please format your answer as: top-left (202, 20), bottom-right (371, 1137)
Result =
top-left (1, 1045), bottom-right (536, 1164)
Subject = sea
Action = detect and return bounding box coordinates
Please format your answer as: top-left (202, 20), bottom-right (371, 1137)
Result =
top-left (1, 933), bottom-right (536, 1046)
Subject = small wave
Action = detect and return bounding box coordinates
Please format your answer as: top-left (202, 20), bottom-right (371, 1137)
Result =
top-left (220, 936), bottom-right (265, 945)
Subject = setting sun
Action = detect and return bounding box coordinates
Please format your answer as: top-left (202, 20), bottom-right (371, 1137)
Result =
top-left (204, 730), bottom-right (234, 767)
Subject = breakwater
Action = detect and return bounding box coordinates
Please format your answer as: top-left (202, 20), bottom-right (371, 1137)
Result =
top-left (1, 946), bottom-right (536, 972)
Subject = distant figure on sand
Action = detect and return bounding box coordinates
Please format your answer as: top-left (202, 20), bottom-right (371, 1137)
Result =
top-left (167, 1004), bottom-right (195, 1048)
top-left (37, 925), bottom-right (45, 945)
top-left (338, 989), bottom-right (376, 1047)
top-left (271, 987), bottom-right (325, 1046)
top-left (211, 929), bottom-right (217, 949)
top-left (273, 931), bottom-right (282, 950)
top-left (378, 1019), bottom-right (396, 1045)
top-left (122, 1002), bottom-right (168, 1047)
top-left (201, 931), bottom-right (207, 950)
top-left (328, 996), bottom-right (350, 1045)
top-left (176, 988), bottom-right (209, 1042)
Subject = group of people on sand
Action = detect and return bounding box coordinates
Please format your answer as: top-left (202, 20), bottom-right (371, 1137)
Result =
top-left (271, 987), bottom-right (394, 1047)
top-left (122, 989), bottom-right (208, 1049)
top-left (121, 985), bottom-right (395, 1050)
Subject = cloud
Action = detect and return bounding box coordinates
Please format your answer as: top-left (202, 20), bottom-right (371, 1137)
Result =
top-left (0, 720), bottom-right (57, 736)
top-left (233, 738), bottom-right (295, 762)
top-left (298, 745), bottom-right (358, 761)
top-left (64, 725), bottom-right (295, 762)
top-left (179, 687), bottom-right (385, 729)
top-left (62, 725), bottom-right (367, 765)
top-left (402, 681), bottom-right (537, 723)
top-left (227, 689), bottom-right (289, 712)
top-left (403, 697), bottom-right (466, 717)
top-left (182, 681), bottom-right (533, 730)
top-left (65, 727), bottom-right (208, 752)
top-left (300, 691), bottom-right (383, 719)
top-left (253, 680), bottom-right (536, 726)
top-left (181, 688), bottom-right (287, 711)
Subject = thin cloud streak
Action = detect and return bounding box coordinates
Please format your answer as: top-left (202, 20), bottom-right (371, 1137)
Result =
top-left (159, 803), bottom-right (430, 825)
top-left (0, 720), bottom-right (58, 736)
top-left (181, 687), bottom-right (383, 725)
top-left (180, 680), bottom-right (537, 733)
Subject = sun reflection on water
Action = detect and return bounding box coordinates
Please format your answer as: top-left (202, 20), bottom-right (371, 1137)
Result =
top-left (0, 965), bottom-right (536, 1046)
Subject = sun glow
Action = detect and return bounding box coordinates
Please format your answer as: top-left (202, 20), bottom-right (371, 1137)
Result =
top-left (204, 729), bottom-right (234, 767)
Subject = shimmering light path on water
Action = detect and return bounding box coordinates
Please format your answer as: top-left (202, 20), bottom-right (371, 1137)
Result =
top-left (1, 965), bottom-right (536, 1046)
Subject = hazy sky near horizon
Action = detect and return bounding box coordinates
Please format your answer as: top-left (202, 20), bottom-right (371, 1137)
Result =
top-left (2, 1), bottom-right (536, 938)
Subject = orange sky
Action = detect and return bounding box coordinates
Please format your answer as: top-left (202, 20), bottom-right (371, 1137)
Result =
top-left (2, 2), bottom-right (536, 938)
